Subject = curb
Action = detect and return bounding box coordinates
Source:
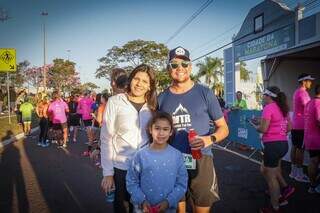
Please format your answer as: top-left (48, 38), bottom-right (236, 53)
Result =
top-left (0, 127), bottom-right (39, 149)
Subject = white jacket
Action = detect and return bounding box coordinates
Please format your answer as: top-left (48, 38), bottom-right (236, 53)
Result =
top-left (100, 93), bottom-right (152, 176)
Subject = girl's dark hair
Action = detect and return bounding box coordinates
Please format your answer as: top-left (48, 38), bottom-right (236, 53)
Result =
top-left (147, 111), bottom-right (174, 144)
top-left (266, 86), bottom-right (289, 117)
top-left (127, 64), bottom-right (157, 111)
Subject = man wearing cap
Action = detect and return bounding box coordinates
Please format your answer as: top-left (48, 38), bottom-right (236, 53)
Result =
top-left (289, 73), bottom-right (315, 182)
top-left (158, 46), bottom-right (229, 213)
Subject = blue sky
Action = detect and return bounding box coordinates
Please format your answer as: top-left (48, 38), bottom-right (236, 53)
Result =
top-left (0, 0), bottom-right (308, 91)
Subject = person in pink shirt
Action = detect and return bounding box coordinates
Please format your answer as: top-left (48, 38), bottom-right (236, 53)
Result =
top-left (48, 90), bottom-right (69, 148)
top-left (253, 86), bottom-right (294, 213)
top-left (290, 73), bottom-right (315, 182)
top-left (304, 84), bottom-right (320, 194)
top-left (78, 91), bottom-right (94, 149)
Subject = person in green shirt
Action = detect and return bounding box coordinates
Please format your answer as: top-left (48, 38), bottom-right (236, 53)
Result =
top-left (19, 97), bottom-right (34, 136)
top-left (232, 91), bottom-right (248, 110)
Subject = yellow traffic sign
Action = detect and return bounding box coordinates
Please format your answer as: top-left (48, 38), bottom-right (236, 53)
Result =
top-left (0, 48), bottom-right (16, 72)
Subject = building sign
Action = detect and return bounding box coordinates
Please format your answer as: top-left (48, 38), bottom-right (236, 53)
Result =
top-left (234, 25), bottom-right (294, 61)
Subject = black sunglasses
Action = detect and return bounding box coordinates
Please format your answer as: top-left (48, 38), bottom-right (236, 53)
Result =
top-left (169, 61), bottom-right (190, 69)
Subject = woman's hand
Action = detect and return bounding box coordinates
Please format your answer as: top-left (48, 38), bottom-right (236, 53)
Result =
top-left (101, 176), bottom-right (114, 193)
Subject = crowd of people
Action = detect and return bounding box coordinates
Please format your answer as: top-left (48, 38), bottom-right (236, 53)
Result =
top-left (6, 46), bottom-right (319, 213)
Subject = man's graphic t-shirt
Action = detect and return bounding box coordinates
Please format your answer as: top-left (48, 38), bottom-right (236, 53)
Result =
top-left (158, 84), bottom-right (223, 156)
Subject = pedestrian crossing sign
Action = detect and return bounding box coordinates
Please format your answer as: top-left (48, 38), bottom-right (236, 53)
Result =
top-left (0, 48), bottom-right (16, 72)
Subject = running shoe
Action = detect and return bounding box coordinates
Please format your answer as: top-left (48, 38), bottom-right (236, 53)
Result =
top-left (308, 187), bottom-right (317, 194)
top-left (278, 196), bottom-right (288, 206)
top-left (260, 206), bottom-right (282, 213)
top-left (281, 186), bottom-right (295, 200)
top-left (289, 171), bottom-right (297, 179)
top-left (73, 138), bottom-right (77, 143)
top-left (82, 151), bottom-right (91, 157)
top-left (62, 144), bottom-right (67, 148)
top-left (295, 174), bottom-right (310, 183)
top-left (42, 142), bottom-right (50, 147)
top-left (37, 141), bottom-right (42, 146)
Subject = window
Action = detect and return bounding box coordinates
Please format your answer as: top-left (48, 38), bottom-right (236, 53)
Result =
top-left (254, 14), bottom-right (264, 33)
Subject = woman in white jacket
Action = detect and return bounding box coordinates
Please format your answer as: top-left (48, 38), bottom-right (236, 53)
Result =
top-left (100, 64), bottom-right (157, 213)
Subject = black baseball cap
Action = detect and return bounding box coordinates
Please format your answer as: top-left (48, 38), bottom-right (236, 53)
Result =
top-left (168, 46), bottom-right (190, 62)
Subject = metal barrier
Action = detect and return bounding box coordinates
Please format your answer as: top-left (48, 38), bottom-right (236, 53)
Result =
top-left (226, 109), bottom-right (262, 149)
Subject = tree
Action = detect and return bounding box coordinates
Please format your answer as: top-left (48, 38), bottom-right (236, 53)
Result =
top-left (96, 40), bottom-right (169, 87)
top-left (81, 82), bottom-right (100, 91)
top-left (240, 61), bottom-right (251, 81)
top-left (196, 57), bottom-right (224, 94)
top-left (48, 59), bottom-right (80, 94)
top-left (0, 60), bottom-right (30, 88)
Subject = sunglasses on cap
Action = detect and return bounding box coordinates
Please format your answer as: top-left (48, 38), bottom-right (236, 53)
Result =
top-left (169, 61), bottom-right (190, 69)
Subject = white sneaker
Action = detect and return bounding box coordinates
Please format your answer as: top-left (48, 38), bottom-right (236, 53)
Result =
top-left (315, 184), bottom-right (320, 193)
top-left (295, 174), bottom-right (310, 183)
top-left (289, 172), bottom-right (297, 179)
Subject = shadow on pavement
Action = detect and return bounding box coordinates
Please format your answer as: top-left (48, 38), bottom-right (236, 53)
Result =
top-left (0, 138), bottom-right (29, 213)
top-left (21, 129), bottom-right (110, 213)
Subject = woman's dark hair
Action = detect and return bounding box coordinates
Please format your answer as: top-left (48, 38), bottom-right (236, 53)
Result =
top-left (314, 84), bottom-right (320, 95)
top-left (101, 93), bottom-right (110, 103)
top-left (266, 86), bottom-right (289, 117)
top-left (52, 90), bottom-right (60, 100)
top-left (147, 111), bottom-right (174, 144)
top-left (127, 64), bottom-right (157, 111)
top-left (95, 93), bottom-right (102, 105)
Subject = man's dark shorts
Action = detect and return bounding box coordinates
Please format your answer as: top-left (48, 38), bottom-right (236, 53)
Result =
top-left (83, 119), bottom-right (92, 127)
top-left (263, 141), bottom-right (288, 168)
top-left (183, 155), bottom-right (220, 207)
top-left (291, 129), bottom-right (304, 149)
top-left (52, 122), bottom-right (67, 130)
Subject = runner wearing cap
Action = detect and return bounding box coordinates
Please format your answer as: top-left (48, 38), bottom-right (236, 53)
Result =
top-left (304, 84), bottom-right (320, 194)
top-left (158, 46), bottom-right (229, 213)
top-left (289, 73), bottom-right (315, 182)
top-left (253, 86), bottom-right (295, 212)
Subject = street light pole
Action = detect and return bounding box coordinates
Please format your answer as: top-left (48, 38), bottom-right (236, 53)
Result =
top-left (67, 49), bottom-right (71, 61)
top-left (41, 11), bottom-right (48, 92)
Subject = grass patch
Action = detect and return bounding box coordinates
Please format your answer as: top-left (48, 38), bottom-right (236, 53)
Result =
top-left (0, 113), bottom-right (39, 142)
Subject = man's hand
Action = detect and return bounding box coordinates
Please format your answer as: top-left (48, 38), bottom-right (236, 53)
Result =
top-left (157, 200), bottom-right (169, 213)
top-left (189, 137), bottom-right (205, 150)
top-left (101, 176), bottom-right (114, 193)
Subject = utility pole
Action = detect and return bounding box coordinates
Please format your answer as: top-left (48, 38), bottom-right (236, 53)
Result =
top-left (41, 11), bottom-right (48, 92)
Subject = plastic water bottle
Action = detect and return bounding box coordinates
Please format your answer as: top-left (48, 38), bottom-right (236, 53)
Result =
top-left (105, 189), bottom-right (115, 203)
top-left (188, 129), bottom-right (202, 159)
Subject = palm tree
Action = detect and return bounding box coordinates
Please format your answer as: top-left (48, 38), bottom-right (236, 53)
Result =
top-left (240, 61), bottom-right (251, 81)
top-left (196, 57), bottom-right (224, 94)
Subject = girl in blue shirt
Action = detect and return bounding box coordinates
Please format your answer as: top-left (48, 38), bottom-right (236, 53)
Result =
top-left (126, 112), bottom-right (188, 213)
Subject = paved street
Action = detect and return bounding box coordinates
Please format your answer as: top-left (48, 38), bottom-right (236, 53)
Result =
top-left (0, 130), bottom-right (319, 213)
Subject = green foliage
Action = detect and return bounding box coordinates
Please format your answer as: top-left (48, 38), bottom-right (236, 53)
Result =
top-left (48, 59), bottom-right (80, 93)
top-left (81, 82), bottom-right (100, 91)
top-left (240, 61), bottom-right (251, 81)
top-left (95, 40), bottom-right (169, 82)
top-left (0, 60), bottom-right (30, 88)
top-left (156, 68), bottom-right (171, 92)
top-left (196, 57), bottom-right (224, 94)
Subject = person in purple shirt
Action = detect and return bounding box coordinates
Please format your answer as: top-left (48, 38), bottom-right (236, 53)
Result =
top-left (253, 86), bottom-right (295, 213)
top-left (48, 90), bottom-right (69, 148)
top-left (290, 73), bottom-right (315, 182)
